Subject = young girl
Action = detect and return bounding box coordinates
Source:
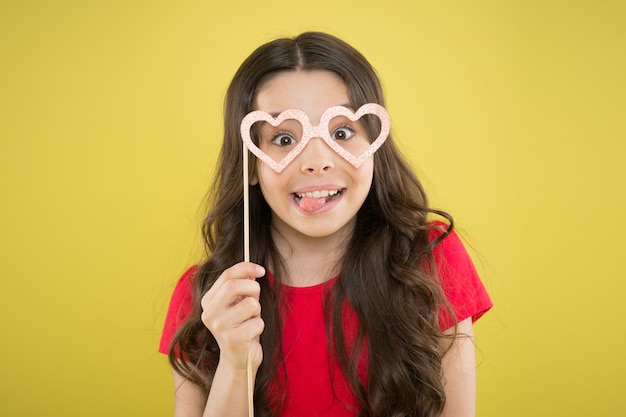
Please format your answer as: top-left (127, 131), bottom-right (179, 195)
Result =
top-left (159, 32), bottom-right (492, 417)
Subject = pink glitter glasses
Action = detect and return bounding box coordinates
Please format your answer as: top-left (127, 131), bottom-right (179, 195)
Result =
top-left (240, 103), bottom-right (390, 173)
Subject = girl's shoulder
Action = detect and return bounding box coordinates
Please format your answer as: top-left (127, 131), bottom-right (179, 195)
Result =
top-left (159, 266), bottom-right (197, 354)
top-left (425, 221), bottom-right (493, 329)
top-left (426, 220), bottom-right (452, 242)
top-left (426, 220), bottom-right (474, 266)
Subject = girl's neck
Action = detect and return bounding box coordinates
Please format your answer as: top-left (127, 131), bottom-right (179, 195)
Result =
top-left (270, 223), bottom-right (352, 288)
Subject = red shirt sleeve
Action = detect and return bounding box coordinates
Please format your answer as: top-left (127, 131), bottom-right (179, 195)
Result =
top-left (158, 266), bottom-right (197, 355)
top-left (428, 225), bottom-right (493, 331)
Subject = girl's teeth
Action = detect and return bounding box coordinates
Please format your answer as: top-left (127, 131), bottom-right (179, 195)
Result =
top-left (297, 189), bottom-right (338, 198)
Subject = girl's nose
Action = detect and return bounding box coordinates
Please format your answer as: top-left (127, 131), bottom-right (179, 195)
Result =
top-left (300, 137), bottom-right (335, 174)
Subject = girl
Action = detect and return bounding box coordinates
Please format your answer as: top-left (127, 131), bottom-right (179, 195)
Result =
top-left (159, 32), bottom-right (492, 417)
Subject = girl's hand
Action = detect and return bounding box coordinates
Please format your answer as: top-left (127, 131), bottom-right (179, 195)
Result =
top-left (200, 262), bottom-right (266, 372)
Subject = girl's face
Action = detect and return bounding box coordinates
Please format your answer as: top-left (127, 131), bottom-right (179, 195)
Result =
top-left (252, 70), bottom-right (374, 241)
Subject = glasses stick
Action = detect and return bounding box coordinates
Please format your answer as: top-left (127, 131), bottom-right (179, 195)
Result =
top-left (243, 146), bottom-right (254, 417)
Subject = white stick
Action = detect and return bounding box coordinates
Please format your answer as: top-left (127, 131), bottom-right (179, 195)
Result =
top-left (243, 146), bottom-right (253, 417)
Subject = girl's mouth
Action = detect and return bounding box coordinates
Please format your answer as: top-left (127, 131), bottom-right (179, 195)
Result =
top-left (294, 189), bottom-right (344, 213)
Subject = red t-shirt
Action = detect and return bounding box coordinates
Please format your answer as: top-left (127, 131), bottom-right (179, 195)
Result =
top-left (159, 227), bottom-right (492, 415)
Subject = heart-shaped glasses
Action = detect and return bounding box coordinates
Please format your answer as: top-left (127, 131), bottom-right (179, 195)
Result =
top-left (240, 103), bottom-right (390, 173)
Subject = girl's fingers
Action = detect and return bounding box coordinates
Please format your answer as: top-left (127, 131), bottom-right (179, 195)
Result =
top-left (200, 262), bottom-right (267, 366)
top-left (210, 262), bottom-right (265, 294)
top-left (201, 262), bottom-right (265, 309)
top-left (221, 315), bottom-right (265, 348)
top-left (202, 294), bottom-right (261, 335)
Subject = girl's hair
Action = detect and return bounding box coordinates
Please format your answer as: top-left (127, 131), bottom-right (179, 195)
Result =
top-left (169, 31), bottom-right (455, 417)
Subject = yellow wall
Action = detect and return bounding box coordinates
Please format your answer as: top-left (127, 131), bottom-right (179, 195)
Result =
top-left (1, 0), bottom-right (624, 415)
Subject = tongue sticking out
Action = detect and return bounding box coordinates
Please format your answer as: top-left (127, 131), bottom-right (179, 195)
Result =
top-left (299, 196), bottom-right (326, 213)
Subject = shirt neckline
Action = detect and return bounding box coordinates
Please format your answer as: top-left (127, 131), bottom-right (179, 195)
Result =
top-left (268, 272), bottom-right (339, 295)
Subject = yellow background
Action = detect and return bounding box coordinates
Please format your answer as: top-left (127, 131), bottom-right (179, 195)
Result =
top-left (1, 0), bottom-right (624, 415)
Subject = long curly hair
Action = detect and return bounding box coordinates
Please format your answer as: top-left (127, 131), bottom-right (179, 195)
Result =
top-left (169, 31), bottom-right (455, 417)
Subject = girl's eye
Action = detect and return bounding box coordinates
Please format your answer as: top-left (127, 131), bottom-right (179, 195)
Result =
top-left (272, 133), bottom-right (296, 146)
top-left (331, 127), bottom-right (354, 141)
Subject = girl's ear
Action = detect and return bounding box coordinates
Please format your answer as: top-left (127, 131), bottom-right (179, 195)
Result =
top-left (250, 172), bottom-right (259, 186)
